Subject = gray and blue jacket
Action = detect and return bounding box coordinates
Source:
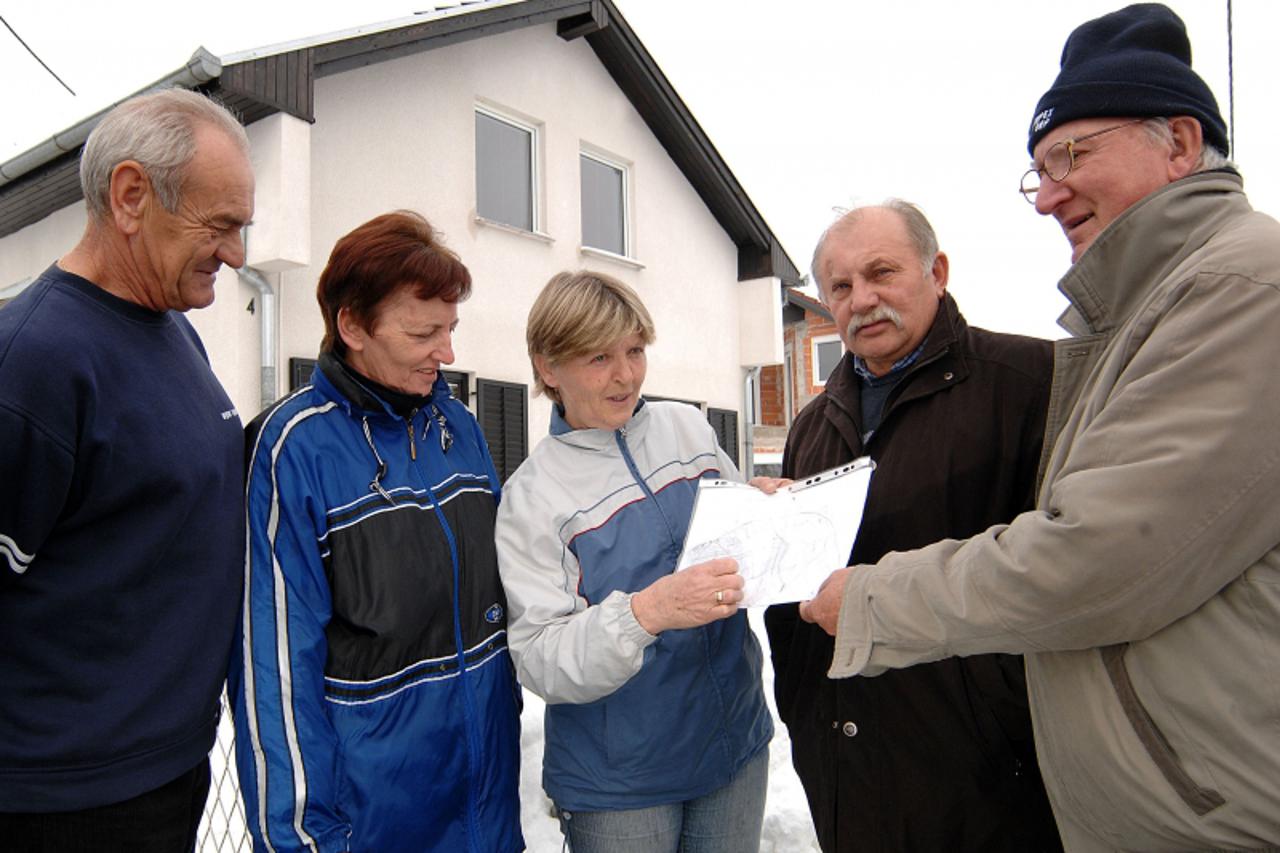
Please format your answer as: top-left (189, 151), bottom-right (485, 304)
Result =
top-left (496, 400), bottom-right (772, 811)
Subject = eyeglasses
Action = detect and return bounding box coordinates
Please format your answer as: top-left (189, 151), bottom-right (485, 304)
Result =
top-left (1019, 119), bottom-right (1146, 203)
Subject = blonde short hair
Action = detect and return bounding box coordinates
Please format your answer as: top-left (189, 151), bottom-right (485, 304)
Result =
top-left (526, 270), bottom-right (655, 404)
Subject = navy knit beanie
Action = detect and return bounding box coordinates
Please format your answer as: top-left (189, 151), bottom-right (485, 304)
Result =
top-left (1027, 3), bottom-right (1228, 156)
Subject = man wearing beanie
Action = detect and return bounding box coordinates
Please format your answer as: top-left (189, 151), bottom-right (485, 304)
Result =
top-left (799, 4), bottom-right (1280, 851)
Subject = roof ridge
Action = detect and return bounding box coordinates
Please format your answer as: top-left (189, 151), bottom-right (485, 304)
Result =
top-left (221, 0), bottom-right (523, 65)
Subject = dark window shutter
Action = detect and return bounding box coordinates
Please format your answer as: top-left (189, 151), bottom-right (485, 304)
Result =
top-left (477, 378), bottom-right (528, 482)
top-left (289, 357), bottom-right (318, 391)
top-left (707, 407), bottom-right (739, 468)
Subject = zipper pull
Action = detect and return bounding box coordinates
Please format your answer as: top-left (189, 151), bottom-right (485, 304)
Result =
top-left (407, 408), bottom-right (417, 461)
top-left (432, 404), bottom-right (453, 453)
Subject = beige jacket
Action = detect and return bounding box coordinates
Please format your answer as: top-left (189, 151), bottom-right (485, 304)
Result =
top-left (831, 171), bottom-right (1280, 852)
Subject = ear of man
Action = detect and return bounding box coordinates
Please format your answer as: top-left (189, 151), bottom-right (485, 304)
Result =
top-left (1166, 116), bottom-right (1205, 181)
top-left (108, 160), bottom-right (151, 237)
top-left (930, 251), bottom-right (950, 296)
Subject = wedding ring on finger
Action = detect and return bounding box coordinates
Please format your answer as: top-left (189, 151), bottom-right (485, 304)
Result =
top-left (715, 590), bottom-right (725, 605)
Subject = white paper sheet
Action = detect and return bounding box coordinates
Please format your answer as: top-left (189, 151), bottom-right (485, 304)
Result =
top-left (675, 458), bottom-right (875, 607)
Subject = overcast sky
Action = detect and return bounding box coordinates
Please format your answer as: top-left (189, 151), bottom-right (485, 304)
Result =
top-left (3, 0), bottom-right (1276, 340)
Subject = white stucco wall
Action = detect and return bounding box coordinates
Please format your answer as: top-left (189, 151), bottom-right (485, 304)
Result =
top-left (0, 202), bottom-right (87, 286)
top-left (738, 276), bottom-right (785, 367)
top-left (245, 113), bottom-right (312, 273)
top-left (1, 20), bottom-right (781, 461)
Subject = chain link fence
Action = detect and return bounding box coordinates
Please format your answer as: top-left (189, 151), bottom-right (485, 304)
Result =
top-left (196, 692), bottom-right (252, 852)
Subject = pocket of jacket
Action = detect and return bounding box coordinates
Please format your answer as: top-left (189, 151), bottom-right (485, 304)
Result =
top-left (1100, 643), bottom-right (1225, 816)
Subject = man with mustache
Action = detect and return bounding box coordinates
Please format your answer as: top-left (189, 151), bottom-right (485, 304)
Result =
top-left (801, 5), bottom-right (1280, 849)
top-left (765, 200), bottom-right (1060, 851)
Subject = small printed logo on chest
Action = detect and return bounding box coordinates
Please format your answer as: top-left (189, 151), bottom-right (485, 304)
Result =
top-left (221, 408), bottom-right (239, 421)
top-left (484, 603), bottom-right (504, 624)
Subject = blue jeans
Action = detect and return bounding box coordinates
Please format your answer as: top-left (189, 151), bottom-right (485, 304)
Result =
top-left (556, 747), bottom-right (768, 853)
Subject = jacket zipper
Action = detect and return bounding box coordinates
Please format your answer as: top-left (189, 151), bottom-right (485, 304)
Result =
top-left (615, 427), bottom-right (679, 545)
top-left (405, 406), bottom-right (485, 851)
top-left (406, 408), bottom-right (418, 461)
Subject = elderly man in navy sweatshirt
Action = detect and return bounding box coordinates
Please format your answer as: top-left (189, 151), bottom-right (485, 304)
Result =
top-left (0, 88), bottom-right (252, 852)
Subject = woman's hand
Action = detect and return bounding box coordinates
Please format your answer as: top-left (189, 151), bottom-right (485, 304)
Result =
top-left (630, 557), bottom-right (743, 634)
top-left (747, 476), bottom-right (792, 494)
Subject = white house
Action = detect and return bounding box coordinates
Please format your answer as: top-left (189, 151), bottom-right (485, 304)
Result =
top-left (0, 0), bottom-right (799, 482)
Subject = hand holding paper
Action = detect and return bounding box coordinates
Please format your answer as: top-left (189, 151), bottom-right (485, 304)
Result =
top-left (798, 566), bottom-right (850, 635)
top-left (631, 556), bottom-right (743, 634)
top-left (675, 459), bottom-right (874, 607)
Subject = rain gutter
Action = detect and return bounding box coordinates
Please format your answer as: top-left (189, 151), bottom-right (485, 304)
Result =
top-left (0, 48), bottom-right (223, 188)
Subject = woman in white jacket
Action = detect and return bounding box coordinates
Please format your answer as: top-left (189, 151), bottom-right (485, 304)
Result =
top-left (496, 270), bottom-right (775, 853)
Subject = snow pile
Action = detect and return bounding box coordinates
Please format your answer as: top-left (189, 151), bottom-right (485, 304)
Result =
top-left (518, 610), bottom-right (821, 851)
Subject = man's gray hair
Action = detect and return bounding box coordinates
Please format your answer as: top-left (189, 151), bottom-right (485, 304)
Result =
top-left (80, 88), bottom-right (249, 221)
top-left (811, 199), bottom-right (940, 301)
top-left (1140, 117), bottom-right (1234, 172)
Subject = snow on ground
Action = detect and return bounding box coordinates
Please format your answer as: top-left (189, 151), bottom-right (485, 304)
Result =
top-left (518, 609), bottom-right (821, 852)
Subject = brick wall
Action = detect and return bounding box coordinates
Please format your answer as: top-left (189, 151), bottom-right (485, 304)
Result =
top-left (789, 315), bottom-right (840, 417)
top-left (760, 364), bottom-right (785, 426)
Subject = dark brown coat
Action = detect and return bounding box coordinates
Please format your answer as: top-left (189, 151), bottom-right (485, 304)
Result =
top-left (765, 294), bottom-right (1061, 852)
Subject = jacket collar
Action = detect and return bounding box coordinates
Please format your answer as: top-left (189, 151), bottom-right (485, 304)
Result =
top-left (550, 397), bottom-right (650, 451)
top-left (1056, 170), bottom-right (1248, 337)
top-left (821, 293), bottom-right (969, 447)
top-left (314, 350), bottom-right (451, 420)
top-left (824, 292), bottom-right (965, 405)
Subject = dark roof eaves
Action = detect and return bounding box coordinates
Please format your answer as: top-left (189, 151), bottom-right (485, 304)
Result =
top-left (583, 1), bottom-right (799, 285)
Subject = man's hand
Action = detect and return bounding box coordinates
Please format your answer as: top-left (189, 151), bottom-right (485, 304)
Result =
top-left (747, 476), bottom-right (793, 494)
top-left (798, 567), bottom-right (851, 636)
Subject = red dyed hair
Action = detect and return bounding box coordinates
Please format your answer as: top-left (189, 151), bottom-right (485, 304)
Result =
top-left (317, 210), bottom-right (471, 355)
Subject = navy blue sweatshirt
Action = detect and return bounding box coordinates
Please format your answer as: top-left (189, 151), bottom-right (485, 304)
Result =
top-left (0, 266), bottom-right (243, 811)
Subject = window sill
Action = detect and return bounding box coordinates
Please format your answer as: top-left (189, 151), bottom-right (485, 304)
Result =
top-left (475, 216), bottom-right (554, 244)
top-left (579, 245), bottom-right (645, 270)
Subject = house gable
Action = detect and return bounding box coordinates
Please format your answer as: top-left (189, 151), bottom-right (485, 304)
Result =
top-left (0, 0), bottom-right (798, 286)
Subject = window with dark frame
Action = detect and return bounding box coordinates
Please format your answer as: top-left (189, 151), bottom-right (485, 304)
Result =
top-left (442, 370), bottom-right (470, 406)
top-left (475, 109), bottom-right (535, 231)
top-left (580, 152), bottom-right (627, 256)
top-left (476, 378), bottom-right (528, 482)
top-left (289, 357), bottom-right (319, 391)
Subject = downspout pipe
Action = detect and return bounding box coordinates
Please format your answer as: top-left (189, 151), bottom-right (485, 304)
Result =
top-left (237, 266), bottom-right (277, 413)
top-left (782, 350), bottom-right (794, 428)
top-left (0, 47), bottom-right (223, 187)
top-left (743, 366), bottom-right (760, 479)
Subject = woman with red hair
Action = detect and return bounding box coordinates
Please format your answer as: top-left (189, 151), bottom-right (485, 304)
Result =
top-left (231, 211), bottom-right (522, 853)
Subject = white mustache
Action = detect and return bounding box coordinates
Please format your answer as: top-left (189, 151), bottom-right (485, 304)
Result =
top-left (847, 305), bottom-right (904, 338)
